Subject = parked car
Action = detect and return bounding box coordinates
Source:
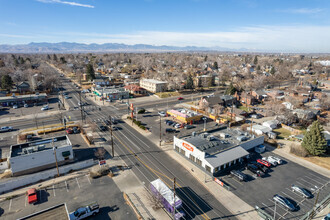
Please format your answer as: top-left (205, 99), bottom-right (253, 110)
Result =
top-left (165, 128), bottom-right (176, 133)
top-left (262, 157), bottom-right (278, 167)
top-left (158, 111), bottom-right (166, 117)
top-left (184, 125), bottom-right (195, 129)
top-left (268, 155), bottom-right (283, 165)
top-left (64, 95), bottom-right (70, 99)
top-left (257, 159), bottom-right (271, 168)
top-left (41, 105), bottom-right (49, 111)
top-left (166, 120), bottom-right (174, 125)
top-left (24, 104), bottom-right (29, 108)
top-left (177, 97), bottom-right (184, 100)
top-left (246, 164), bottom-right (262, 177)
top-left (72, 127), bottom-right (80, 134)
top-left (291, 185), bottom-right (312, 198)
top-left (174, 123), bottom-right (182, 129)
top-left (255, 162), bottom-right (269, 173)
top-left (27, 188), bottom-right (38, 204)
top-left (0, 126), bottom-right (13, 132)
top-left (273, 194), bottom-right (296, 211)
top-left (69, 202), bottom-right (100, 220)
top-left (13, 105), bottom-right (18, 109)
top-left (230, 170), bottom-right (247, 182)
top-left (66, 128), bottom-right (73, 134)
top-left (99, 125), bottom-right (108, 131)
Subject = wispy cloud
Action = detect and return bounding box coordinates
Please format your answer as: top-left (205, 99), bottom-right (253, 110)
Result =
top-left (36, 0), bottom-right (94, 8)
top-left (279, 8), bottom-right (323, 14)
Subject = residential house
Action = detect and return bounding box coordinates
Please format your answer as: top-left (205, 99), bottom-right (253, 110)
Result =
top-left (199, 96), bottom-right (225, 115)
top-left (124, 84), bottom-right (147, 96)
top-left (16, 82), bottom-right (30, 93)
top-left (194, 75), bottom-right (214, 88)
top-left (251, 89), bottom-right (268, 101)
top-left (234, 91), bottom-right (258, 106)
top-left (219, 95), bottom-right (237, 107)
top-left (292, 109), bottom-right (317, 120)
top-left (93, 78), bottom-right (110, 87)
top-left (267, 90), bottom-right (285, 101)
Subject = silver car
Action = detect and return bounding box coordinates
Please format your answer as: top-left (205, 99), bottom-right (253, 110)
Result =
top-left (268, 156), bottom-right (283, 165)
top-left (273, 194), bottom-right (296, 211)
top-left (291, 185), bottom-right (312, 198)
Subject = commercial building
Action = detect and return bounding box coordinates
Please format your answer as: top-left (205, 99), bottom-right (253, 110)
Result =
top-left (92, 86), bottom-right (129, 101)
top-left (173, 129), bottom-right (264, 176)
top-left (167, 108), bottom-right (203, 124)
top-left (0, 93), bottom-right (47, 107)
top-left (9, 135), bottom-right (74, 176)
top-left (139, 78), bottom-right (167, 93)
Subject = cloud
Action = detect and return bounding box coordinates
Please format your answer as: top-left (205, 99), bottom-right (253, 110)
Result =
top-left (53, 25), bottom-right (330, 52)
top-left (36, 0), bottom-right (94, 8)
top-left (279, 8), bottom-right (323, 14)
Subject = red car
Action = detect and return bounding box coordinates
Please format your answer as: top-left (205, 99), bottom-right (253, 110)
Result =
top-left (66, 128), bottom-right (73, 134)
top-left (257, 159), bottom-right (271, 168)
top-left (27, 188), bottom-right (38, 204)
top-left (177, 97), bottom-right (184, 100)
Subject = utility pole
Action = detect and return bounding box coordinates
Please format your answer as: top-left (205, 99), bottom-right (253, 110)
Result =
top-left (159, 115), bottom-right (162, 146)
top-left (109, 115), bottom-right (114, 158)
top-left (78, 72), bottom-right (84, 123)
top-left (52, 138), bottom-right (60, 177)
top-left (173, 177), bottom-right (176, 219)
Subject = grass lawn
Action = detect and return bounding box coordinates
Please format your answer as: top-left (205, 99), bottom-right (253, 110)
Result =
top-left (155, 91), bottom-right (181, 98)
top-left (238, 105), bottom-right (249, 112)
top-left (303, 156), bottom-right (330, 170)
top-left (273, 127), bottom-right (292, 139)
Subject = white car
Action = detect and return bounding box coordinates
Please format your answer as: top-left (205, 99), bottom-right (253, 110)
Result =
top-left (262, 157), bottom-right (277, 166)
top-left (13, 105), bottom-right (18, 109)
top-left (268, 156), bottom-right (283, 165)
top-left (0, 126), bottom-right (13, 132)
top-left (41, 105), bottom-right (49, 111)
top-left (158, 111), bottom-right (166, 117)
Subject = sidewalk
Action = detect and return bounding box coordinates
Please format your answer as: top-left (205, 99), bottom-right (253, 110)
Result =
top-left (122, 116), bottom-right (259, 220)
top-left (270, 140), bottom-right (330, 178)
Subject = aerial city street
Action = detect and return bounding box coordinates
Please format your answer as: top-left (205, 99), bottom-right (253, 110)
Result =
top-left (0, 0), bottom-right (329, 220)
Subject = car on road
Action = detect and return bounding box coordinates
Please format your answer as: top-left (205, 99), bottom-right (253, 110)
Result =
top-left (291, 184), bottom-right (312, 198)
top-left (64, 95), bottom-right (70, 99)
top-left (262, 156), bottom-right (278, 166)
top-left (41, 105), bottom-right (49, 111)
top-left (27, 188), bottom-right (38, 204)
top-left (177, 97), bottom-right (184, 100)
top-left (257, 159), bottom-right (271, 168)
top-left (0, 126), bottom-right (13, 132)
top-left (158, 111), bottom-right (166, 117)
top-left (273, 194), bottom-right (296, 211)
top-left (99, 125), bottom-right (108, 131)
top-left (184, 125), bottom-right (195, 129)
top-left (166, 128), bottom-right (176, 133)
top-left (66, 128), bottom-right (73, 134)
top-left (246, 164), bottom-right (262, 177)
top-left (24, 104), bottom-right (29, 108)
top-left (13, 105), bottom-right (18, 109)
top-left (268, 155), bottom-right (283, 165)
top-left (230, 170), bottom-right (247, 182)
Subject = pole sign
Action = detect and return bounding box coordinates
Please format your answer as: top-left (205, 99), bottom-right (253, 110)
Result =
top-left (99, 160), bottom-right (106, 166)
top-left (130, 103), bottom-right (134, 119)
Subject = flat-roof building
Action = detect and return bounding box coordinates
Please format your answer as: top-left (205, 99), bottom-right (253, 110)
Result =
top-left (140, 78), bottom-right (167, 93)
top-left (92, 86), bottom-right (129, 101)
top-left (174, 129), bottom-right (264, 176)
top-left (9, 136), bottom-right (74, 176)
top-left (167, 108), bottom-right (203, 124)
top-left (0, 93), bottom-right (47, 107)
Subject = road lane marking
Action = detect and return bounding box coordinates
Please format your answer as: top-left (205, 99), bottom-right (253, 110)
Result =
top-left (65, 181), bottom-right (69, 192)
top-left (261, 202), bottom-right (286, 219)
top-left (53, 185), bottom-right (56, 197)
top-left (76, 178), bottom-right (81, 189)
top-left (8, 199), bottom-right (12, 211)
top-left (86, 175), bottom-right (91, 185)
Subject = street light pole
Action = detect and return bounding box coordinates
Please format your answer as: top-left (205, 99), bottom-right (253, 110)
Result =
top-left (159, 115), bottom-right (162, 146)
top-left (203, 117), bottom-right (207, 132)
top-left (273, 200), bottom-right (277, 220)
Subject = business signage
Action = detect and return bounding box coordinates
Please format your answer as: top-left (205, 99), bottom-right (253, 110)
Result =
top-left (182, 142), bottom-right (193, 152)
top-left (99, 160), bottom-right (106, 166)
top-left (214, 177), bottom-right (224, 186)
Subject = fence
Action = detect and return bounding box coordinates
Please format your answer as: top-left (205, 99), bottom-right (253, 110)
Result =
top-left (0, 159), bottom-right (95, 194)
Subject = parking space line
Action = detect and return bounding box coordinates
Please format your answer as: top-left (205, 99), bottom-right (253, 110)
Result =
top-left (261, 202), bottom-right (286, 220)
top-left (308, 172), bottom-right (329, 182)
top-left (53, 185), bottom-right (56, 197)
top-left (65, 180), bottom-right (69, 192)
top-left (304, 175), bottom-right (326, 186)
top-left (298, 178), bottom-right (320, 188)
top-left (85, 175), bottom-right (91, 185)
top-left (76, 177), bottom-right (81, 189)
top-left (8, 199), bottom-right (12, 211)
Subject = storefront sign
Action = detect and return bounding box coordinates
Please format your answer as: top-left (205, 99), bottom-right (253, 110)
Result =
top-left (214, 177), bottom-right (224, 186)
top-left (182, 142), bottom-right (193, 152)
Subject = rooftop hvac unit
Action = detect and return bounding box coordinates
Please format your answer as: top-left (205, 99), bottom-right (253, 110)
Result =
top-left (27, 147), bottom-right (34, 154)
top-left (38, 145), bottom-right (46, 151)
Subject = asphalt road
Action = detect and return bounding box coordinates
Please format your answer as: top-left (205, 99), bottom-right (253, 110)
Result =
top-left (60, 76), bottom-right (236, 219)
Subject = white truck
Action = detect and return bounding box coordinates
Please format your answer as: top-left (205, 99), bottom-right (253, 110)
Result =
top-left (69, 202), bottom-right (100, 220)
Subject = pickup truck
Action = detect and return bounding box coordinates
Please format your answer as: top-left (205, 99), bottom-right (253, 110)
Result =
top-left (0, 126), bottom-right (13, 132)
top-left (69, 202), bottom-right (100, 220)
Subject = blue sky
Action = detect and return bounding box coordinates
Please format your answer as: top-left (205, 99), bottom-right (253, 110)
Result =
top-left (0, 0), bottom-right (329, 52)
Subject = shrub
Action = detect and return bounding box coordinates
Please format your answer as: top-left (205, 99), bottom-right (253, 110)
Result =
top-left (138, 108), bottom-right (146, 114)
top-left (290, 143), bottom-right (309, 157)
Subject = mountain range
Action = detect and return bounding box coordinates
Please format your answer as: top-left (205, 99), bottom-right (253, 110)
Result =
top-left (0, 42), bottom-right (249, 53)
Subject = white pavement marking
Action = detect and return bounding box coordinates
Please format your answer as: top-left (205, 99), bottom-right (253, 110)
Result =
top-left (307, 172), bottom-right (330, 182)
top-left (25, 195), bottom-right (27, 207)
top-left (261, 202), bottom-right (286, 220)
top-left (53, 185), bottom-right (56, 197)
top-left (11, 136), bottom-right (13, 139)
top-left (8, 199), bottom-right (12, 211)
top-left (86, 175), bottom-right (91, 185)
top-left (76, 177), bottom-right (81, 189)
top-left (304, 175), bottom-right (326, 186)
top-left (65, 181), bottom-right (69, 192)
top-left (298, 178), bottom-right (319, 187)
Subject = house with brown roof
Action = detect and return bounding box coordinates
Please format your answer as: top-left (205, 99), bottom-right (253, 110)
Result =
top-left (124, 84), bottom-right (147, 96)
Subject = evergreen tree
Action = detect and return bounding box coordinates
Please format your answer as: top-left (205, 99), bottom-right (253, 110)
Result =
top-left (225, 83), bottom-right (237, 95)
top-left (204, 55), bottom-right (208, 61)
top-left (86, 63), bottom-right (96, 80)
top-left (253, 56), bottom-right (258, 65)
top-left (1, 74), bottom-right (13, 91)
top-left (257, 65), bottom-right (261, 71)
top-left (213, 61), bottom-right (218, 70)
top-left (186, 74), bottom-right (194, 90)
top-left (270, 66), bottom-right (275, 75)
top-left (47, 54), bottom-right (51, 60)
top-left (60, 57), bottom-right (66, 64)
top-left (53, 54), bottom-right (58, 61)
top-left (302, 120), bottom-right (327, 156)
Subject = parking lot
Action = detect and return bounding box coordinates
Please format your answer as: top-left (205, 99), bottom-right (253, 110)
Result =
top-left (0, 175), bottom-right (135, 220)
top-left (220, 150), bottom-right (330, 220)
top-left (137, 108), bottom-right (221, 143)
